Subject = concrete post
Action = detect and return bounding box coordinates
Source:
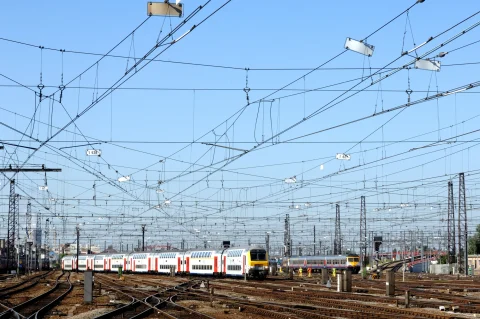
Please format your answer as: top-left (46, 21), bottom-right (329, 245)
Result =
top-left (289, 268), bottom-right (293, 280)
top-left (321, 269), bottom-right (329, 284)
top-left (386, 270), bottom-right (395, 296)
top-left (337, 274), bottom-right (343, 292)
top-left (343, 270), bottom-right (352, 292)
top-left (405, 290), bottom-right (410, 308)
top-left (84, 271), bottom-right (93, 303)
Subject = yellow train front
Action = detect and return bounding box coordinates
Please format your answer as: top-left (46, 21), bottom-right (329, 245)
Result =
top-left (244, 247), bottom-right (268, 279)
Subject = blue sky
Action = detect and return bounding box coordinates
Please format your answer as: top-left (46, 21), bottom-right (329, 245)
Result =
top-left (1, 1), bottom-right (480, 255)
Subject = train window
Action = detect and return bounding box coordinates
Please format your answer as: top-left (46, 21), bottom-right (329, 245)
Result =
top-left (250, 250), bottom-right (266, 261)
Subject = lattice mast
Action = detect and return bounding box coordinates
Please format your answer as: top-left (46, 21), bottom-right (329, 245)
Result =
top-left (6, 179), bottom-right (16, 271)
top-left (447, 181), bottom-right (456, 264)
top-left (284, 214), bottom-right (290, 257)
top-left (334, 204), bottom-right (341, 255)
top-left (360, 196), bottom-right (367, 267)
top-left (458, 173), bottom-right (467, 274)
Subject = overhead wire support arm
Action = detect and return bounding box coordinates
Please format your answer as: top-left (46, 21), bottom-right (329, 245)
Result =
top-left (0, 166), bottom-right (62, 172)
top-left (201, 142), bottom-right (248, 153)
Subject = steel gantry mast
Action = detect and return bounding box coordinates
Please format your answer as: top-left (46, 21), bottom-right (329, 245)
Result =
top-left (284, 214), bottom-right (290, 257)
top-left (1, 165), bottom-right (61, 272)
top-left (447, 181), bottom-right (456, 264)
top-left (7, 179), bottom-right (17, 271)
top-left (35, 213), bottom-right (42, 270)
top-left (458, 173), bottom-right (467, 275)
top-left (334, 204), bottom-right (341, 255)
top-left (360, 196), bottom-right (366, 270)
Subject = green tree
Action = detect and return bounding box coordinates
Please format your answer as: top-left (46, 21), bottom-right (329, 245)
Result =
top-left (467, 224), bottom-right (480, 255)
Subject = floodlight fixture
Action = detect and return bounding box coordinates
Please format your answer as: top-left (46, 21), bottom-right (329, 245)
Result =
top-left (345, 38), bottom-right (374, 57)
top-left (414, 59), bottom-right (441, 72)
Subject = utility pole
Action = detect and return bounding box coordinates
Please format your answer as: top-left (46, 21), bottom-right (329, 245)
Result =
top-left (141, 225), bottom-right (146, 252)
top-left (26, 202), bottom-right (32, 274)
top-left (458, 173), bottom-right (467, 275)
top-left (360, 196), bottom-right (366, 270)
top-left (76, 226), bottom-right (80, 273)
top-left (447, 181), bottom-right (456, 264)
top-left (15, 194), bottom-right (20, 276)
top-left (265, 232), bottom-right (270, 257)
top-left (334, 204), bottom-right (341, 255)
top-left (313, 226), bottom-right (316, 255)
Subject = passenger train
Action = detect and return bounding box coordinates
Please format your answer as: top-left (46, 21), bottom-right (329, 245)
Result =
top-left (61, 246), bottom-right (269, 279)
top-left (284, 254), bottom-right (361, 274)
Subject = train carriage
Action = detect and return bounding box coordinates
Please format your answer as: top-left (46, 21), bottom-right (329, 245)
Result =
top-left (223, 247), bottom-right (268, 278)
top-left (154, 251), bottom-right (180, 274)
top-left (286, 254), bottom-right (360, 274)
top-left (224, 248), bottom-right (245, 277)
top-left (77, 255), bottom-right (88, 271)
top-left (185, 250), bottom-right (217, 276)
top-left (129, 253), bottom-right (151, 273)
top-left (109, 254), bottom-right (127, 272)
top-left (62, 256), bottom-right (76, 271)
top-left (93, 255), bottom-right (105, 272)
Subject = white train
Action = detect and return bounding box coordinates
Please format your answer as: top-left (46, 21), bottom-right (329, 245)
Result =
top-left (61, 246), bottom-right (268, 279)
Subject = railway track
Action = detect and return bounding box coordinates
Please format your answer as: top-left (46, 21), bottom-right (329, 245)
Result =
top-left (207, 281), bottom-right (459, 319)
top-left (0, 271), bottom-right (72, 319)
top-left (0, 271), bottom-right (52, 295)
top-left (0, 271), bottom-right (54, 300)
top-left (95, 274), bottom-right (215, 319)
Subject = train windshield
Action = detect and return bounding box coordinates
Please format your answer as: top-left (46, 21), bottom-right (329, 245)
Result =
top-left (347, 257), bottom-right (360, 262)
top-left (250, 250), bottom-right (267, 261)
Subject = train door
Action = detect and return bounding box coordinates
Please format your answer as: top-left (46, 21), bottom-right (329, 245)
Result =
top-left (186, 257), bottom-right (190, 273)
top-left (108, 259), bottom-right (111, 271)
top-left (155, 258), bottom-right (158, 272)
top-left (123, 257), bottom-right (127, 272)
top-left (148, 257), bottom-right (151, 272)
top-left (242, 255), bottom-right (246, 275)
top-left (214, 256), bottom-right (218, 274)
top-left (223, 256), bottom-right (227, 275)
top-left (133, 259), bottom-right (136, 272)
top-left (104, 259), bottom-right (107, 270)
top-left (62, 259), bottom-right (64, 270)
top-left (177, 257), bottom-right (181, 273)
